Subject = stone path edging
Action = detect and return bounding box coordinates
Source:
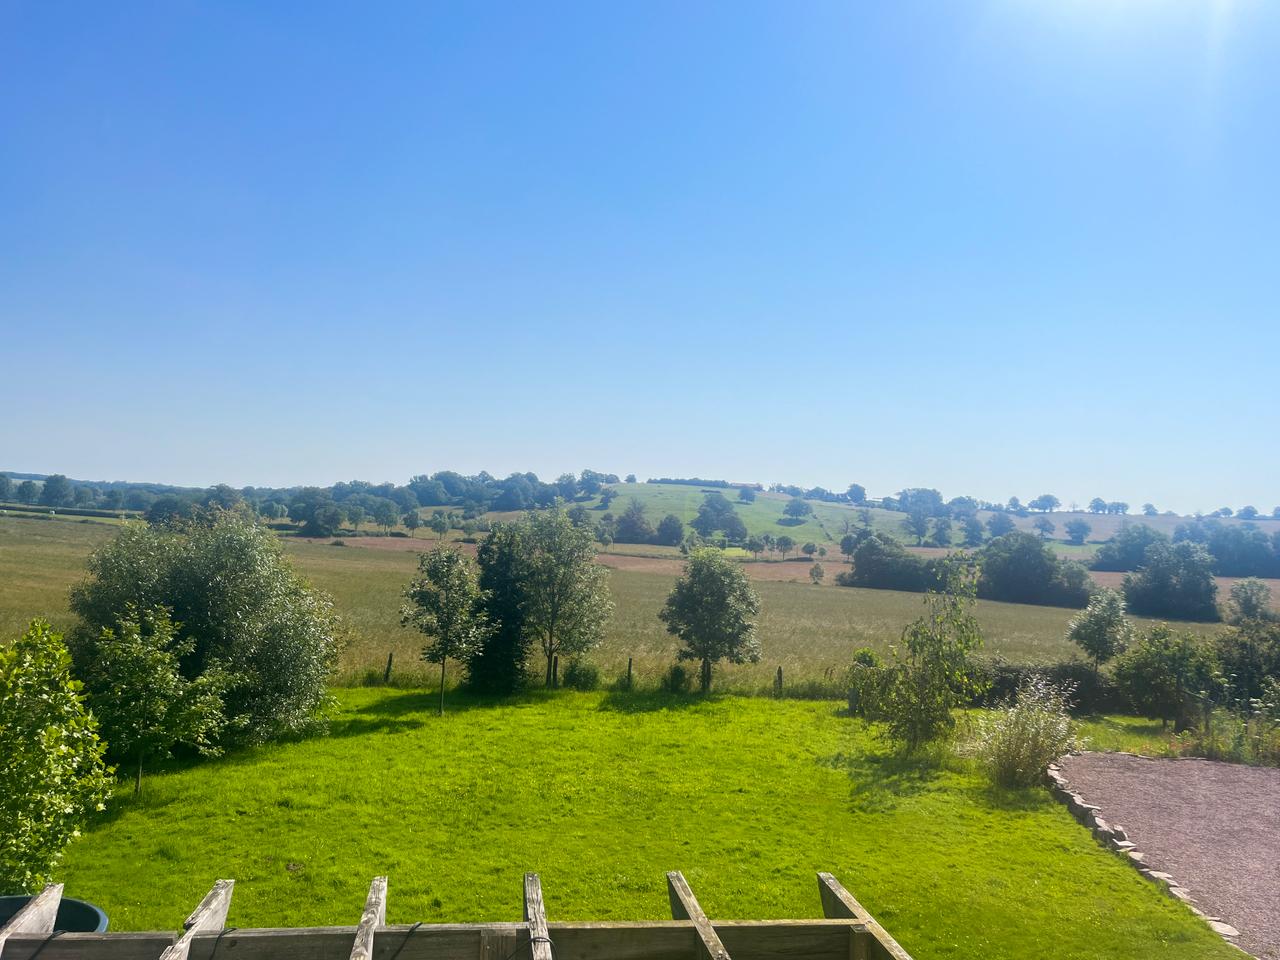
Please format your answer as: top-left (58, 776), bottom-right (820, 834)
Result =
top-left (1046, 754), bottom-right (1251, 956)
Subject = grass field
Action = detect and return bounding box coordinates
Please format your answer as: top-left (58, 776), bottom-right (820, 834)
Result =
top-left (2, 514), bottom-right (1228, 690)
top-left (56, 689), bottom-right (1233, 960)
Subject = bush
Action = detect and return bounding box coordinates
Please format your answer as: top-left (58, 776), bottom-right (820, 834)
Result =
top-left (70, 511), bottom-right (338, 747)
top-left (835, 535), bottom-right (937, 592)
top-left (971, 659), bottom-right (1125, 714)
top-left (1123, 541), bottom-right (1219, 622)
top-left (1, 620), bottom-right (112, 892)
top-left (563, 660), bottom-right (601, 691)
top-left (1112, 625), bottom-right (1219, 730)
top-left (972, 676), bottom-right (1079, 788)
top-left (660, 663), bottom-right (693, 693)
top-left (1214, 619), bottom-right (1280, 703)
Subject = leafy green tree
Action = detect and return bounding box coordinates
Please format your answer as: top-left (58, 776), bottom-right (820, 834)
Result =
top-left (345, 503), bottom-right (366, 530)
top-left (978, 532), bottom-right (1091, 607)
top-left (962, 515), bottom-right (985, 547)
top-left (746, 535), bottom-right (766, 559)
top-left (1091, 523), bottom-right (1168, 572)
top-left (1142, 503), bottom-right (1158, 516)
top-left (656, 514), bottom-right (685, 546)
top-left (1108, 501), bottom-right (1130, 515)
top-left (429, 513), bottom-right (450, 539)
top-left (1238, 505), bottom-right (1259, 520)
top-left (1064, 519), bottom-right (1091, 545)
top-left (738, 486), bottom-right (757, 503)
top-left (783, 497), bottom-right (813, 519)
top-left (614, 499), bottom-right (655, 543)
top-left (372, 499), bottom-right (399, 533)
top-left (470, 523), bottom-right (533, 695)
top-left (1029, 494), bottom-right (1060, 513)
top-left (721, 512), bottom-right (748, 543)
top-left (847, 483), bottom-right (867, 505)
top-left (659, 548), bottom-right (761, 692)
top-left (0, 473), bottom-right (11, 500)
top-left (402, 547), bottom-right (488, 714)
top-left (1214, 619), bottom-right (1280, 702)
top-left (809, 562), bottom-right (825, 585)
top-left (903, 511), bottom-right (929, 545)
top-left (70, 512), bottom-right (337, 746)
top-left (0, 620), bottom-right (112, 891)
top-left (17, 480), bottom-right (38, 503)
top-left (1123, 541), bottom-right (1219, 622)
top-left (1227, 577), bottom-right (1274, 624)
top-left (81, 607), bottom-right (225, 793)
top-left (402, 510), bottom-right (422, 536)
top-left (985, 512), bottom-right (1016, 537)
top-left (775, 534), bottom-right (795, 559)
top-left (523, 507), bottom-right (613, 686)
top-left (1112, 626), bottom-right (1219, 730)
top-left (1088, 498), bottom-right (1108, 514)
top-left (836, 535), bottom-right (934, 592)
top-left (871, 559), bottom-right (984, 751)
top-left (1067, 589), bottom-right (1133, 674)
top-left (801, 542), bottom-right (817, 558)
top-left (310, 503), bottom-right (344, 537)
top-left (1033, 516), bottom-right (1055, 539)
top-left (930, 517), bottom-right (952, 547)
top-left (38, 474), bottom-right (73, 507)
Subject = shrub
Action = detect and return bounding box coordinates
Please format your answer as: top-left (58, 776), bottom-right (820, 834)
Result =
top-left (845, 648), bottom-right (889, 719)
top-left (1, 620), bottom-right (112, 892)
top-left (1112, 625), bottom-right (1219, 730)
top-left (660, 663), bottom-right (693, 693)
top-left (1227, 578), bottom-right (1276, 625)
top-left (971, 659), bottom-right (1125, 715)
top-left (70, 511), bottom-right (338, 747)
top-left (1123, 541), bottom-right (1219, 622)
top-left (1214, 619), bottom-right (1280, 703)
top-left (563, 660), bottom-right (601, 691)
top-left (836, 535), bottom-right (936, 592)
top-left (972, 676), bottom-right (1079, 788)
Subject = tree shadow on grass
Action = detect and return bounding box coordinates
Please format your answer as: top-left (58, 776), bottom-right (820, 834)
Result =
top-left (351, 687), bottom-right (556, 718)
top-left (596, 689), bottom-right (715, 713)
top-left (823, 743), bottom-right (950, 814)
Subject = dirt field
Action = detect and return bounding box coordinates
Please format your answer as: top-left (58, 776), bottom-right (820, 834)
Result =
top-left (1060, 753), bottom-right (1280, 960)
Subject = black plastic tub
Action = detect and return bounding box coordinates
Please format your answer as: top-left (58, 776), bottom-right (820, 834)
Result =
top-left (0, 895), bottom-right (108, 933)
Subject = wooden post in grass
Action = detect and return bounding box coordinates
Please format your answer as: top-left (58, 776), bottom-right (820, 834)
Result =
top-left (627, 657), bottom-right (633, 690)
top-left (159, 879), bottom-right (234, 960)
top-left (0, 884), bottom-right (62, 954)
top-left (666, 871), bottom-right (730, 960)
top-left (349, 877), bottom-right (386, 960)
top-left (522, 874), bottom-right (553, 960)
top-left (383, 652), bottom-right (394, 683)
top-left (775, 666), bottom-right (783, 698)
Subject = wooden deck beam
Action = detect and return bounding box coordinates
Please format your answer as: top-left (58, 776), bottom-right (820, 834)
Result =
top-left (666, 872), bottom-right (730, 960)
top-left (349, 877), bottom-right (386, 960)
top-left (157, 880), bottom-right (234, 960)
top-left (522, 874), bottom-right (554, 960)
top-left (0, 883), bottom-right (64, 954)
top-left (816, 873), bottom-right (913, 960)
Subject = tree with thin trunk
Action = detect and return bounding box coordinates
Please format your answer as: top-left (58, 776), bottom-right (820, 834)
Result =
top-left (401, 547), bottom-right (488, 715)
top-left (521, 506), bottom-right (613, 686)
top-left (659, 548), bottom-right (761, 693)
top-left (1066, 589), bottom-right (1132, 676)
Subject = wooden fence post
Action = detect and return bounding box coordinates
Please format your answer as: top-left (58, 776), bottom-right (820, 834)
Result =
top-left (775, 666), bottom-right (783, 698)
top-left (627, 657), bottom-right (633, 690)
top-left (384, 653), bottom-right (394, 684)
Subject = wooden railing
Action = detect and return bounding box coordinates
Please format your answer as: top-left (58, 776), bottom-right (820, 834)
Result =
top-left (0, 872), bottom-right (913, 960)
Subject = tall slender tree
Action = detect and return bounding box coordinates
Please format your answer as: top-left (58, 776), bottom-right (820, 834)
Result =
top-left (402, 547), bottom-right (488, 714)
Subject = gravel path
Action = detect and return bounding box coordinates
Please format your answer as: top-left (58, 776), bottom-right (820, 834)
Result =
top-left (1059, 753), bottom-right (1280, 959)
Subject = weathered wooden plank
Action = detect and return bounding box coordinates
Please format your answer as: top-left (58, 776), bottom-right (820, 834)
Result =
top-left (0, 883), bottom-right (64, 948)
top-left (815, 874), bottom-right (913, 960)
top-left (349, 877), bottom-right (387, 960)
top-left (666, 872), bottom-right (731, 960)
top-left (158, 880), bottom-right (234, 960)
top-left (522, 873), bottom-right (553, 960)
top-left (6, 919), bottom-right (868, 960)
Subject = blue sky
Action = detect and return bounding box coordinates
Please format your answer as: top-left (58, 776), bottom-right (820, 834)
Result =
top-left (2, 1), bottom-right (1277, 513)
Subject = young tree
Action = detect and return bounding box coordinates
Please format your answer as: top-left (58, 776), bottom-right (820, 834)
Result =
top-left (871, 559), bottom-right (984, 751)
top-left (345, 503), bottom-right (366, 530)
top-left (1033, 516), bottom-right (1056, 539)
top-left (746, 536), bottom-right (766, 559)
top-left (1112, 626), bottom-right (1219, 730)
top-left (809, 562), bottom-right (825, 585)
top-left (1064, 519), bottom-right (1091, 545)
top-left (429, 513), bottom-right (450, 539)
top-left (81, 607), bottom-right (225, 793)
top-left (523, 507), bottom-right (613, 686)
top-left (659, 548), bottom-right (761, 692)
top-left (17, 479), bottom-right (39, 504)
top-left (1227, 578), bottom-right (1274, 624)
top-left (1066, 589), bottom-right (1133, 674)
top-left (775, 534), bottom-right (795, 559)
top-left (801, 542), bottom-right (817, 558)
top-left (403, 510), bottom-right (423, 537)
top-left (470, 523), bottom-right (533, 695)
top-left (402, 547), bottom-right (488, 714)
top-left (1, 620), bottom-right (111, 891)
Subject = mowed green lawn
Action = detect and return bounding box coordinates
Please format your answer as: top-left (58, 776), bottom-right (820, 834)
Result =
top-left (3, 515), bottom-right (1222, 690)
top-left (58, 690), bottom-right (1231, 960)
